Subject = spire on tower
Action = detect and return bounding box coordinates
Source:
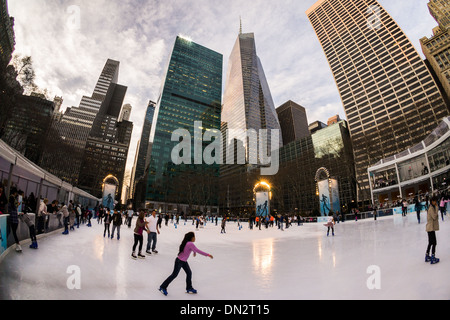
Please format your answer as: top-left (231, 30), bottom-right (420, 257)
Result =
top-left (239, 16), bottom-right (242, 34)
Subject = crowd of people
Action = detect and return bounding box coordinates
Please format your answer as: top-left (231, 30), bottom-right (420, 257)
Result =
top-left (1, 181), bottom-right (449, 281)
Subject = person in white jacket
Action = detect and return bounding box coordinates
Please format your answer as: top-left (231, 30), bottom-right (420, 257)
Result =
top-left (59, 203), bottom-right (70, 235)
top-left (37, 198), bottom-right (48, 234)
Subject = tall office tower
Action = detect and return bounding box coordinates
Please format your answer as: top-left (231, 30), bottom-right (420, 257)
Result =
top-left (145, 36), bottom-right (223, 212)
top-left (276, 100), bottom-right (310, 145)
top-left (307, 0), bottom-right (449, 201)
top-left (131, 100), bottom-right (156, 207)
top-left (220, 28), bottom-right (282, 213)
top-left (2, 93), bottom-right (54, 164)
top-left (0, 0), bottom-right (15, 68)
top-left (41, 59), bottom-right (123, 185)
top-left (428, 0), bottom-right (450, 28)
top-left (77, 94), bottom-right (133, 200)
top-left (420, 1), bottom-right (450, 105)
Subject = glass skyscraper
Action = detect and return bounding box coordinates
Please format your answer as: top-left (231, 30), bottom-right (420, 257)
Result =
top-left (307, 0), bottom-right (450, 202)
top-left (145, 36), bottom-right (223, 211)
top-left (220, 30), bottom-right (282, 214)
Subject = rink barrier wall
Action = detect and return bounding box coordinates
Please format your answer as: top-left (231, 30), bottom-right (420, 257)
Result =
top-left (0, 205), bottom-right (425, 262)
top-left (0, 212), bottom-right (64, 260)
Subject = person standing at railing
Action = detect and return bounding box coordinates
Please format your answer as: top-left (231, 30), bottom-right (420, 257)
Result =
top-left (7, 188), bottom-right (21, 252)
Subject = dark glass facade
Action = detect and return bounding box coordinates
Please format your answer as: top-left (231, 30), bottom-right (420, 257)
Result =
top-left (145, 36), bottom-right (223, 209)
top-left (0, 0), bottom-right (14, 68)
top-left (276, 100), bottom-right (310, 145)
top-left (2, 93), bottom-right (54, 164)
top-left (273, 120), bottom-right (356, 215)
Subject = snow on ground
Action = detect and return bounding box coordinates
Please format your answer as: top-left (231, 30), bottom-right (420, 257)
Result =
top-left (1, 211), bottom-right (449, 300)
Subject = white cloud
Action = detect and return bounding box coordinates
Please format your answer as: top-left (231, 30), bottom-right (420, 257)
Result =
top-left (7, 0), bottom-right (439, 176)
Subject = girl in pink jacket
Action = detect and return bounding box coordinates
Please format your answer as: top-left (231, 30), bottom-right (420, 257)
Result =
top-left (159, 232), bottom-right (213, 296)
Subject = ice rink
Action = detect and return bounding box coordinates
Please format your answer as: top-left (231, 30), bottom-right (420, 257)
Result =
top-left (1, 212), bottom-right (449, 300)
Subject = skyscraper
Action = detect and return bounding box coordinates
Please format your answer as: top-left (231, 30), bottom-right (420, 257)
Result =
top-left (307, 0), bottom-right (449, 201)
top-left (276, 100), bottom-right (310, 145)
top-left (41, 59), bottom-right (127, 188)
top-left (0, 0), bottom-right (15, 68)
top-left (220, 28), bottom-right (282, 213)
top-left (428, 0), bottom-right (450, 28)
top-left (77, 93), bottom-right (133, 200)
top-left (145, 36), bottom-right (223, 212)
top-left (131, 100), bottom-right (156, 208)
top-left (420, 0), bottom-right (450, 104)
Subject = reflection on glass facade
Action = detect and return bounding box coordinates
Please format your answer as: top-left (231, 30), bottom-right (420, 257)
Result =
top-left (307, 0), bottom-right (450, 202)
top-left (274, 120), bottom-right (356, 215)
top-left (369, 117), bottom-right (450, 205)
top-left (146, 36), bottom-right (223, 208)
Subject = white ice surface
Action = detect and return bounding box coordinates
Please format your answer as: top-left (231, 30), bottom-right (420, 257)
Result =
top-left (1, 212), bottom-right (449, 300)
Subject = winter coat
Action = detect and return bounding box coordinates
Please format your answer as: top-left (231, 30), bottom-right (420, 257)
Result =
top-left (59, 205), bottom-right (69, 218)
top-left (112, 213), bottom-right (122, 226)
top-left (426, 204), bottom-right (439, 232)
top-left (134, 218), bottom-right (147, 235)
top-left (19, 213), bottom-right (34, 227)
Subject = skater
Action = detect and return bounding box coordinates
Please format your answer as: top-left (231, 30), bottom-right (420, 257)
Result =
top-left (221, 216), bottom-right (226, 234)
top-left (439, 195), bottom-right (448, 221)
top-left (132, 211), bottom-right (148, 259)
top-left (111, 209), bottom-right (122, 240)
top-left (324, 212), bottom-right (335, 236)
top-left (415, 198), bottom-right (422, 224)
top-left (103, 209), bottom-right (111, 238)
top-left (37, 198), bottom-right (48, 234)
top-left (425, 196), bottom-right (440, 264)
top-left (19, 211), bottom-right (38, 249)
top-left (59, 203), bottom-right (70, 235)
top-left (7, 188), bottom-right (21, 252)
top-left (68, 201), bottom-right (76, 231)
top-left (146, 210), bottom-right (160, 255)
top-left (159, 232), bottom-right (213, 296)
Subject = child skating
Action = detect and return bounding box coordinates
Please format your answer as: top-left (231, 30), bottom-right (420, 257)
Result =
top-left (159, 232), bottom-right (213, 296)
top-left (324, 212), bottom-right (335, 236)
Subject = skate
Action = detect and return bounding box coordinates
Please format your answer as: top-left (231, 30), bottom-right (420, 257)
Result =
top-left (159, 287), bottom-right (168, 296)
top-left (146, 250), bottom-right (152, 255)
top-left (131, 252), bottom-right (137, 260)
top-left (152, 250), bottom-right (158, 254)
top-left (425, 254), bottom-right (432, 263)
top-left (15, 244), bottom-right (22, 252)
top-left (186, 288), bottom-right (198, 294)
top-left (138, 252), bottom-right (146, 259)
top-left (430, 255), bottom-right (440, 265)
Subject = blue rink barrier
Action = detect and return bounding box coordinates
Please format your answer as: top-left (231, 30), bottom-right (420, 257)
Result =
top-left (0, 215), bottom-right (7, 256)
top-left (0, 212), bottom-right (65, 259)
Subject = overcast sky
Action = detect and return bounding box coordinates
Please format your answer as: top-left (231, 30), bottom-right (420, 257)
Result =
top-left (8, 0), bottom-right (439, 176)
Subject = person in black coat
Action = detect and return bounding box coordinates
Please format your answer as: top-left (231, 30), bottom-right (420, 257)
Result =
top-left (0, 185), bottom-right (7, 214)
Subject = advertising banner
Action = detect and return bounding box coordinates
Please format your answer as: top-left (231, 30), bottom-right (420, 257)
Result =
top-left (330, 179), bottom-right (341, 214)
top-left (318, 179), bottom-right (330, 216)
top-left (256, 192), bottom-right (270, 217)
top-left (0, 215), bottom-right (7, 256)
top-left (102, 183), bottom-right (116, 211)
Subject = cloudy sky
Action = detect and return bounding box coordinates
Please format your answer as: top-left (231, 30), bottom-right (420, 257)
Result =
top-left (8, 0), bottom-right (439, 177)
